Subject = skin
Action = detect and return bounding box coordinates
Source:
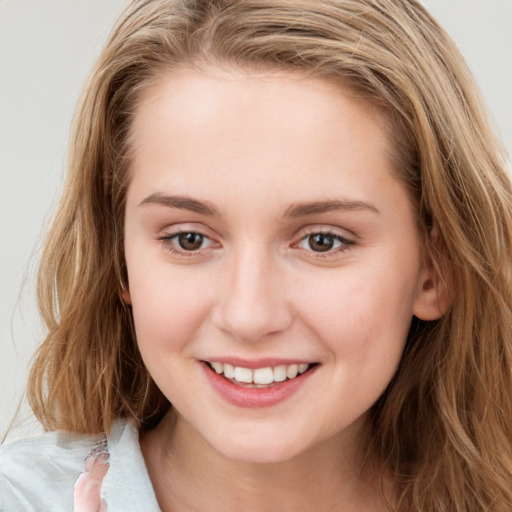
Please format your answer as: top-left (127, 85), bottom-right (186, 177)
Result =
top-left (123, 67), bottom-right (444, 511)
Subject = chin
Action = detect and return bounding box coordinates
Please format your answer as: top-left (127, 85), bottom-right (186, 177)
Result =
top-left (222, 446), bottom-right (301, 465)
top-left (207, 429), bottom-right (312, 465)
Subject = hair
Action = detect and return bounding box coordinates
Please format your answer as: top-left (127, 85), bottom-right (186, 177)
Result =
top-left (26, 0), bottom-right (512, 510)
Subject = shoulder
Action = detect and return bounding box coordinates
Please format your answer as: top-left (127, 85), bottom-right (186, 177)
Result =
top-left (0, 419), bottom-right (160, 512)
top-left (100, 420), bottom-right (161, 510)
top-left (0, 427), bottom-right (103, 511)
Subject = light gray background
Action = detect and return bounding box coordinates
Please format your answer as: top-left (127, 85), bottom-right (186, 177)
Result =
top-left (1, 0), bottom-right (511, 439)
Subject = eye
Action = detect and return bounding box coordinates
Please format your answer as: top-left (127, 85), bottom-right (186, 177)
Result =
top-left (159, 230), bottom-right (217, 255)
top-left (176, 232), bottom-right (205, 251)
top-left (296, 232), bottom-right (354, 254)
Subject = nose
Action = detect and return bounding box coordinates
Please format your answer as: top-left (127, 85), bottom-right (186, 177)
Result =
top-left (212, 245), bottom-right (293, 343)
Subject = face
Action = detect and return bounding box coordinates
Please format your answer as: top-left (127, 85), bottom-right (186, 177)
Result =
top-left (123, 67), bottom-right (437, 464)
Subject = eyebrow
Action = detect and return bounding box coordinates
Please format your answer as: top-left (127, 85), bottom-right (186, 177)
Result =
top-left (138, 193), bottom-right (379, 218)
top-left (138, 193), bottom-right (220, 216)
top-left (284, 199), bottom-right (379, 218)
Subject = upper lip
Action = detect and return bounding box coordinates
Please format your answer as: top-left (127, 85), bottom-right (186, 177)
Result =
top-left (200, 357), bottom-right (316, 369)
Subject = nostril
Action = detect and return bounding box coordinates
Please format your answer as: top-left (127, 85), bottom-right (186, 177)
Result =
top-left (212, 304), bottom-right (294, 343)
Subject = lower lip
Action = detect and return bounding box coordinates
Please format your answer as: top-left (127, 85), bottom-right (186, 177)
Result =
top-left (201, 362), bottom-right (317, 408)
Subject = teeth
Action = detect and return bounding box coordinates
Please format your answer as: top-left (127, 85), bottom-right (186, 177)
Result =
top-left (273, 365), bottom-right (287, 382)
top-left (209, 361), bottom-right (312, 385)
top-left (234, 367), bottom-right (253, 383)
top-left (223, 363), bottom-right (235, 379)
top-left (253, 367), bottom-right (274, 385)
top-left (286, 364), bottom-right (298, 379)
top-left (211, 362), bottom-right (223, 374)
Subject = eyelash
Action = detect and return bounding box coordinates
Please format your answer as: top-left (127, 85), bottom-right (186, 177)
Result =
top-left (158, 229), bottom-right (355, 258)
top-left (295, 230), bottom-right (355, 258)
top-left (159, 230), bottom-right (215, 257)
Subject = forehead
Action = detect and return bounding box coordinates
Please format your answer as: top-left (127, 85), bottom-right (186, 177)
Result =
top-left (130, 66), bottom-right (389, 147)
top-left (126, 66), bottom-right (401, 215)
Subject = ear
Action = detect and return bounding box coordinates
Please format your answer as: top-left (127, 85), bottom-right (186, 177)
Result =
top-left (412, 229), bottom-right (454, 321)
top-left (121, 287), bottom-right (132, 305)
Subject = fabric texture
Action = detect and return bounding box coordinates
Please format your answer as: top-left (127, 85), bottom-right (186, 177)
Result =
top-left (0, 420), bottom-right (160, 511)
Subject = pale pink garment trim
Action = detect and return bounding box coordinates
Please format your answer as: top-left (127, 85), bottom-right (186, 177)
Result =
top-left (73, 437), bottom-right (110, 511)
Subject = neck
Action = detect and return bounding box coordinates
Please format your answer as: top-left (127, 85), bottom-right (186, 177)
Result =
top-left (141, 410), bottom-right (389, 512)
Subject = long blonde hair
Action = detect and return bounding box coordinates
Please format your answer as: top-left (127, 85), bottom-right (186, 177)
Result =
top-left (27, 1), bottom-right (512, 510)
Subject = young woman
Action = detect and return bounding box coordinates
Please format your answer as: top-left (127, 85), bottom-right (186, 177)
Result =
top-left (2, 1), bottom-right (512, 511)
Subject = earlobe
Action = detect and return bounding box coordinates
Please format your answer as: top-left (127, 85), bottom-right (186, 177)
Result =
top-left (413, 232), bottom-right (454, 321)
top-left (122, 287), bottom-right (132, 305)
top-left (412, 268), bottom-right (452, 321)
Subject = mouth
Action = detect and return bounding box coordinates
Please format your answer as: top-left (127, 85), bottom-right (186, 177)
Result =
top-left (201, 359), bottom-right (319, 407)
top-left (204, 361), bottom-right (317, 388)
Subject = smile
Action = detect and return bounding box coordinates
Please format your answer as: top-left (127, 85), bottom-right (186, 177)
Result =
top-left (208, 361), bottom-right (311, 387)
top-left (201, 360), bottom-right (319, 408)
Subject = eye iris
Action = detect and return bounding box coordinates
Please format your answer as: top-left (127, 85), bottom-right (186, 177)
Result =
top-left (178, 233), bottom-right (203, 250)
top-left (308, 234), bottom-right (334, 252)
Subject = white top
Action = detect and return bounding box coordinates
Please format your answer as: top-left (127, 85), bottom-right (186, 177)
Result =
top-left (0, 419), bottom-right (161, 511)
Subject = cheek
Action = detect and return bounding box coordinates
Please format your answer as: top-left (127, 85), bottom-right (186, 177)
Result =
top-left (127, 260), bottom-right (214, 354)
top-left (292, 265), bottom-right (418, 430)
top-left (295, 260), bottom-right (419, 361)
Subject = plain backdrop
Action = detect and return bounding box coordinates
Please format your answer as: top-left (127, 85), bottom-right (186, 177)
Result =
top-left (1, 0), bottom-right (511, 440)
